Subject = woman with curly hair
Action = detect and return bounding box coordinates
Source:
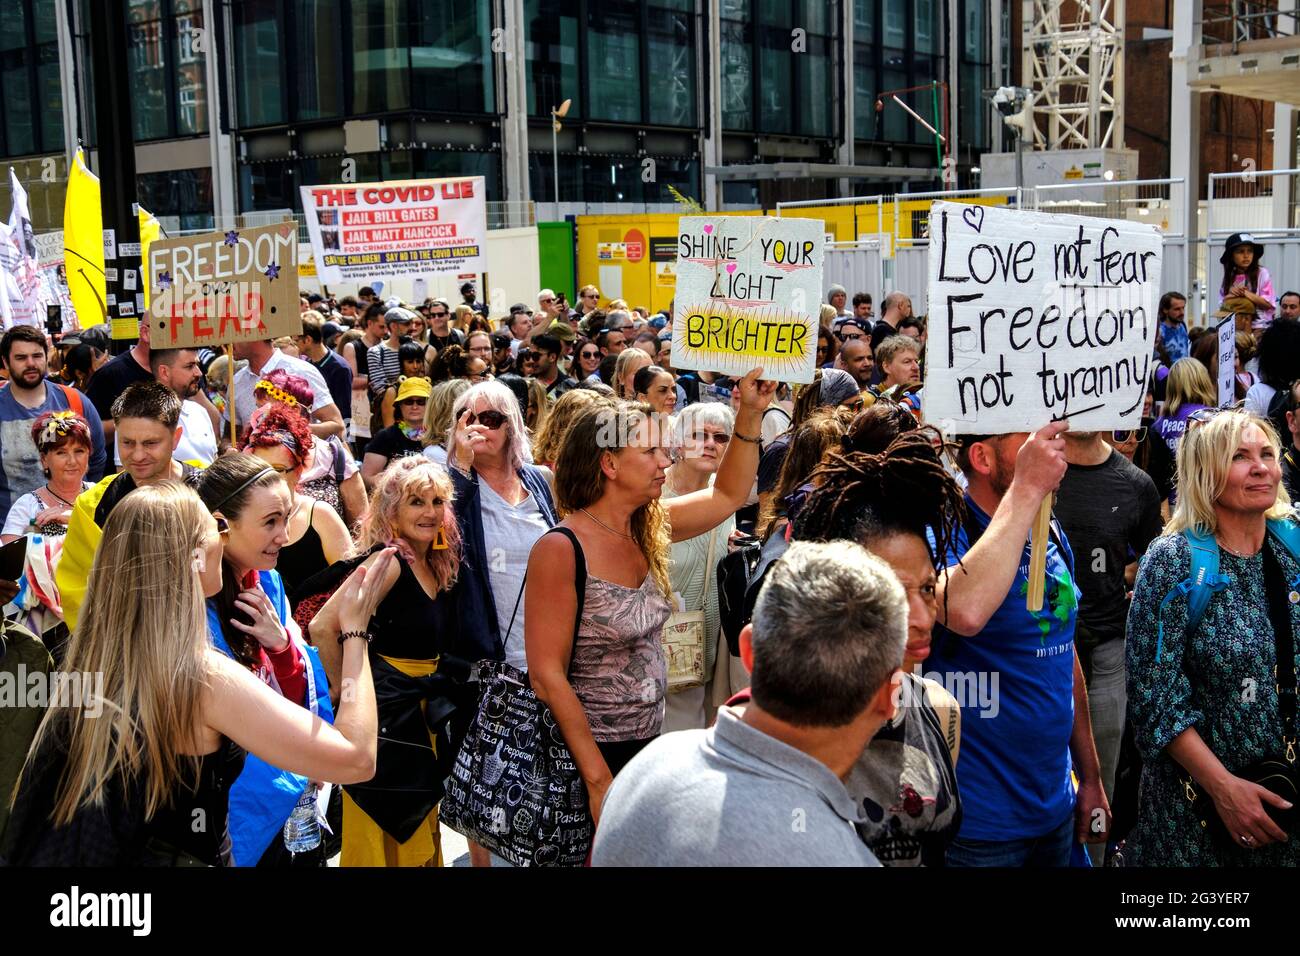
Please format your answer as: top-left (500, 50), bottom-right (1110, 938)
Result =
top-left (421, 378), bottom-right (470, 468)
top-left (310, 455), bottom-right (463, 867)
top-left (525, 369), bottom-right (776, 824)
top-left (532, 388), bottom-right (606, 476)
top-left (428, 343), bottom-right (490, 385)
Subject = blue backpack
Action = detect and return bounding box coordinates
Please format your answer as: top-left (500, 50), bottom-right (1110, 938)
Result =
top-left (1156, 517), bottom-right (1300, 660)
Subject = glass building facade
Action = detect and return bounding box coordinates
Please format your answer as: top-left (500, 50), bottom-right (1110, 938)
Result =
top-left (0, 0), bottom-right (991, 227)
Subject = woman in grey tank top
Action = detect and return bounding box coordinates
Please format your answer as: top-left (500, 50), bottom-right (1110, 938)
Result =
top-left (525, 371), bottom-right (777, 825)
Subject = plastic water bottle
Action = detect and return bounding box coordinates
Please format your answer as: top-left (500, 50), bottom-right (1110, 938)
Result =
top-left (282, 789), bottom-right (321, 854)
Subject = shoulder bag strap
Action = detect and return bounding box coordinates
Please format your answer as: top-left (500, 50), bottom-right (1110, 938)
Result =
top-left (1262, 542), bottom-right (1297, 753)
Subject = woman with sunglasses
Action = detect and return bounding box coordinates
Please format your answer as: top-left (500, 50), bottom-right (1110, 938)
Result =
top-left (447, 380), bottom-right (565, 866)
top-left (379, 342), bottom-right (430, 428)
top-left (661, 402), bottom-right (738, 732)
top-left (575, 338), bottom-right (603, 383)
top-left (362, 376), bottom-right (432, 489)
top-left (817, 327), bottom-right (839, 369)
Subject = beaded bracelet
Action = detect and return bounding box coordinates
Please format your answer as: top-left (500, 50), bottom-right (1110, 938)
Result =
top-left (338, 630), bottom-right (374, 645)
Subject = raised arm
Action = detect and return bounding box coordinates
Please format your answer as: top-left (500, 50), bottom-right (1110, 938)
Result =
top-left (204, 552), bottom-right (395, 783)
top-left (935, 422), bottom-right (1068, 636)
top-left (663, 368), bottom-right (776, 543)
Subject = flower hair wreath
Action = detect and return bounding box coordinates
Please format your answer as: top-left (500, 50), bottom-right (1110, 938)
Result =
top-left (255, 379), bottom-right (300, 409)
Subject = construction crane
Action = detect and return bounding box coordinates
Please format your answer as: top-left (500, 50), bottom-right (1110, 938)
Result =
top-left (1022, 0), bottom-right (1125, 150)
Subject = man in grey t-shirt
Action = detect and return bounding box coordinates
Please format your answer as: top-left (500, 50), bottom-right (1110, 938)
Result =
top-left (592, 540), bottom-right (908, 867)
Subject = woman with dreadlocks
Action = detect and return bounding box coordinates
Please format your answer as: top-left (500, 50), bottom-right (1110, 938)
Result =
top-left (787, 427), bottom-right (968, 866)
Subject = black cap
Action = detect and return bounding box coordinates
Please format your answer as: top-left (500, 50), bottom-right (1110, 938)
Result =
top-left (490, 332), bottom-right (512, 350)
top-left (306, 293), bottom-right (324, 303)
top-left (1220, 231), bottom-right (1265, 265)
top-left (461, 282), bottom-right (476, 294)
top-left (509, 302), bottom-right (531, 315)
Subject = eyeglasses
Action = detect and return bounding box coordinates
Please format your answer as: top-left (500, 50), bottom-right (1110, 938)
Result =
top-left (693, 431), bottom-right (730, 445)
top-left (1111, 426), bottom-right (1148, 445)
top-left (539, 297), bottom-right (556, 304)
top-left (466, 409), bottom-right (507, 429)
top-left (582, 292), bottom-right (598, 299)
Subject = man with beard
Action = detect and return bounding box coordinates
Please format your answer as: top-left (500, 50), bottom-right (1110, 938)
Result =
top-left (929, 423), bottom-right (1110, 867)
top-left (834, 336), bottom-right (874, 390)
top-left (134, 348), bottom-right (218, 466)
top-left (0, 325), bottom-right (106, 520)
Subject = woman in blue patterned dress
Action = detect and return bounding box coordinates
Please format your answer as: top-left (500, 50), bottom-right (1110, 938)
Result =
top-left (1126, 409), bottom-right (1300, 865)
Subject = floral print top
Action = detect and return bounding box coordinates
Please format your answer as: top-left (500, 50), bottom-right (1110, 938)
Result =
top-left (1125, 530), bottom-right (1300, 866)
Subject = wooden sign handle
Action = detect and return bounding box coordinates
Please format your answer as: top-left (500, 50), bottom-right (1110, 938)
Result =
top-left (1026, 496), bottom-right (1052, 612)
top-left (227, 342), bottom-right (237, 447)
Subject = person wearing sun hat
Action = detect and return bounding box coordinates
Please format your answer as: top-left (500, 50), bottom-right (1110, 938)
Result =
top-left (361, 375), bottom-right (432, 488)
top-left (1217, 232), bottom-right (1276, 332)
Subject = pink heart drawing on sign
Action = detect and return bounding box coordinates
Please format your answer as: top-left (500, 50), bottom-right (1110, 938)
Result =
top-left (726, 262), bottom-right (737, 273)
top-left (703, 224), bottom-right (713, 234)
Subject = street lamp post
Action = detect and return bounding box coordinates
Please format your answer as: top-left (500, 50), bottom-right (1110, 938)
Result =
top-left (551, 99), bottom-right (571, 209)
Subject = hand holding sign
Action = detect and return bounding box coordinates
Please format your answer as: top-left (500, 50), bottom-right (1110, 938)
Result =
top-left (733, 367), bottom-right (778, 412)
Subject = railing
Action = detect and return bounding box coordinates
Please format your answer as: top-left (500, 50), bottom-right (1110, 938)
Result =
top-left (892, 186), bottom-right (1024, 249)
top-left (1031, 178), bottom-right (1188, 237)
top-left (161, 201), bottom-right (536, 240)
top-left (1202, 1), bottom-right (1298, 45)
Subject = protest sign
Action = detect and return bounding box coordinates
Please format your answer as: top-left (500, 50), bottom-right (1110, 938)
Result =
top-left (147, 221), bottom-right (300, 350)
top-left (924, 201), bottom-right (1162, 434)
top-left (671, 215), bottom-right (823, 384)
top-left (1216, 316), bottom-right (1236, 408)
top-left (300, 177), bottom-right (487, 284)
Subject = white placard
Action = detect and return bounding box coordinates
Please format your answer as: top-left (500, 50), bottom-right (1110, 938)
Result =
top-left (670, 215), bottom-right (824, 384)
top-left (1216, 316), bottom-right (1236, 408)
top-left (300, 177), bottom-right (487, 284)
top-left (924, 201), bottom-right (1162, 434)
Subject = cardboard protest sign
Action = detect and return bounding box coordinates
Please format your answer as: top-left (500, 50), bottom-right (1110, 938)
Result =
top-left (925, 201), bottom-right (1162, 434)
top-left (671, 216), bottom-right (823, 384)
top-left (300, 177), bottom-right (487, 284)
top-left (147, 221), bottom-right (300, 350)
top-left (1216, 316), bottom-right (1236, 408)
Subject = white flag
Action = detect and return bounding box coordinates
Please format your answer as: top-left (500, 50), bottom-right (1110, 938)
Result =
top-left (5, 167), bottom-right (40, 327)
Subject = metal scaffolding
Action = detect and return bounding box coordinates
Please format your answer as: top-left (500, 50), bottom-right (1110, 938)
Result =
top-left (1022, 0), bottom-right (1126, 150)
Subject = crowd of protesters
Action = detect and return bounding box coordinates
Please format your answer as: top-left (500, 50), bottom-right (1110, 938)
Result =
top-left (2, 232), bottom-right (1300, 869)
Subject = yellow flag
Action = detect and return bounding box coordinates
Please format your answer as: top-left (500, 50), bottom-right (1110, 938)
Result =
top-left (63, 148), bottom-right (105, 328)
top-left (62, 148), bottom-right (163, 328)
top-left (139, 207), bottom-right (160, 310)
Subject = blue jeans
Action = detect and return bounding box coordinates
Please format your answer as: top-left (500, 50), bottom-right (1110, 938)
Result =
top-left (945, 811), bottom-right (1075, 867)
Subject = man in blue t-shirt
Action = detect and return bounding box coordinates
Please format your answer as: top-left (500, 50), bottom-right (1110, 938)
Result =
top-left (930, 422), bottom-right (1108, 867)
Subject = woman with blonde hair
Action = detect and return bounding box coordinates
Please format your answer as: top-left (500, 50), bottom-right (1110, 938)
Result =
top-left (309, 456), bottom-right (463, 867)
top-left (3, 481), bottom-right (389, 865)
top-left (524, 376), bottom-right (550, 435)
top-left (453, 303), bottom-right (475, 332)
top-left (614, 346), bottom-right (653, 400)
top-left (1126, 409), bottom-right (1300, 865)
top-left (526, 369), bottom-right (776, 824)
top-left (422, 378), bottom-right (471, 468)
top-left (533, 388), bottom-right (605, 473)
top-left (1152, 357), bottom-right (1219, 459)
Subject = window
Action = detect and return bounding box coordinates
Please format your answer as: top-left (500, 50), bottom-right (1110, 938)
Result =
top-left (128, 1), bottom-right (169, 140)
top-left (294, 0), bottom-right (343, 120)
top-left (854, 0), bottom-right (874, 42)
top-left (915, 0), bottom-right (935, 53)
top-left (587, 1), bottom-right (641, 122)
top-left (172, 0), bottom-right (208, 134)
top-left (525, 0), bottom-right (580, 118)
top-left (720, 16), bottom-right (753, 131)
top-left (352, 0), bottom-right (407, 114)
top-left (646, 0), bottom-right (695, 127)
top-left (883, 0), bottom-right (905, 48)
top-left (233, 0), bottom-right (283, 127)
top-left (137, 167), bottom-right (213, 230)
top-left (410, 0), bottom-right (495, 115)
top-left (757, 23), bottom-right (792, 134)
top-left (796, 33), bottom-right (833, 137)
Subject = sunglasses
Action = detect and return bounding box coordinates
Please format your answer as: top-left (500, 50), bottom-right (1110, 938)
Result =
top-left (429, 311), bottom-right (448, 318)
top-left (839, 332), bottom-right (865, 342)
top-left (518, 351), bottom-right (535, 361)
top-left (1111, 426), bottom-right (1148, 445)
top-left (582, 292), bottom-right (598, 299)
top-left (402, 397), bottom-right (428, 407)
top-left (466, 409), bottom-right (507, 429)
top-left (581, 349), bottom-right (600, 359)
top-left (693, 431), bottom-right (730, 445)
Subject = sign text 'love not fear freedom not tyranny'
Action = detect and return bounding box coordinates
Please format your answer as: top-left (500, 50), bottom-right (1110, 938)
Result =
top-left (924, 201), bottom-right (1162, 434)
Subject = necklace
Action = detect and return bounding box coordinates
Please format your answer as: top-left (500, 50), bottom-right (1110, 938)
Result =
top-left (1216, 535), bottom-right (1261, 558)
top-left (44, 483), bottom-right (78, 509)
top-left (580, 508), bottom-right (634, 540)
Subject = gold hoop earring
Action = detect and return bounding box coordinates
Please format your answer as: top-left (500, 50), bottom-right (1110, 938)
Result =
top-left (430, 525), bottom-right (449, 550)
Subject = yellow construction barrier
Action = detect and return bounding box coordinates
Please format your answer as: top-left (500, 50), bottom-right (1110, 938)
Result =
top-left (574, 195), bottom-right (1010, 314)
